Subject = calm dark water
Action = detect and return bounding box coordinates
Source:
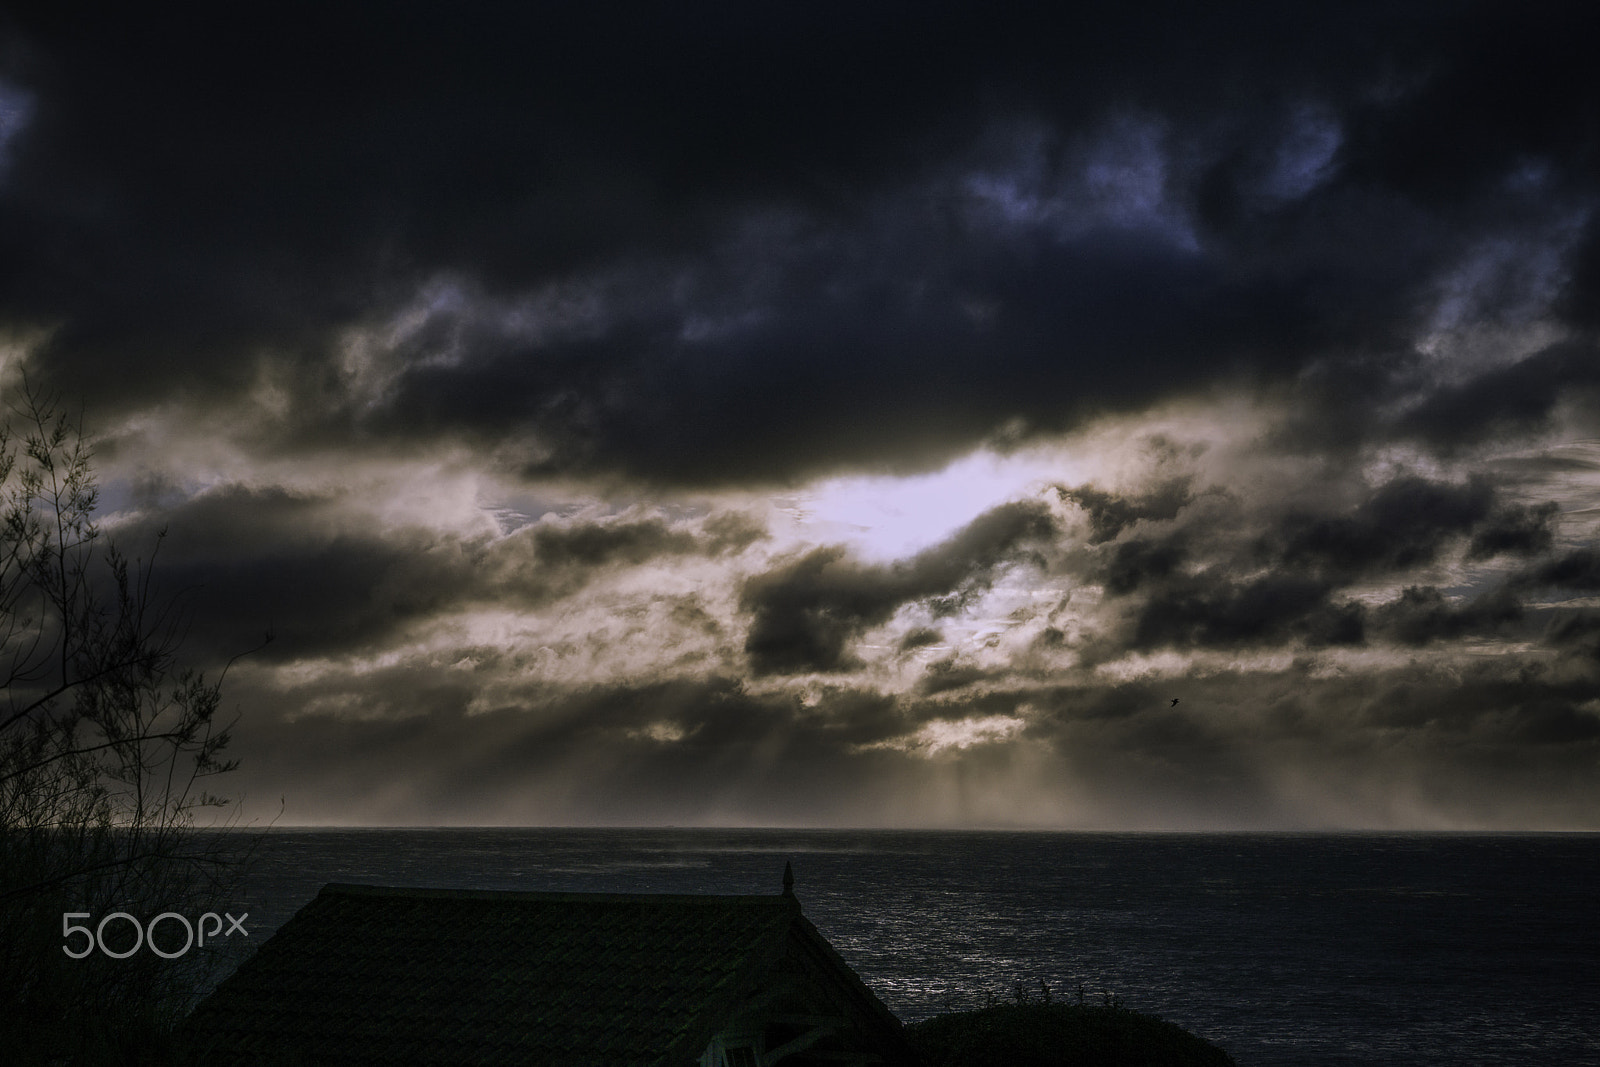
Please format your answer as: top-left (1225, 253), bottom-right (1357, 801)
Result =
top-left (204, 829), bottom-right (1598, 1066)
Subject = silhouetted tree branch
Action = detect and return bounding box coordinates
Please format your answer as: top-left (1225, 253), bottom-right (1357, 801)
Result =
top-left (0, 387), bottom-right (266, 1064)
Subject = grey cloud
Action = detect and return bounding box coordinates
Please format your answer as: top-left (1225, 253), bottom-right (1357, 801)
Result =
top-left (1102, 535), bottom-right (1189, 596)
top-left (118, 488), bottom-right (767, 665)
top-left (1498, 701), bottom-right (1600, 746)
top-left (1466, 501), bottom-right (1560, 560)
top-left (1513, 547), bottom-right (1600, 592)
top-left (157, 529), bottom-right (476, 665)
top-left (528, 520), bottom-right (700, 568)
top-left (1266, 476), bottom-right (1495, 577)
top-left (1058, 479), bottom-right (1193, 544)
top-left (490, 510), bottom-right (764, 606)
top-left (1543, 609), bottom-right (1600, 643)
top-left (1541, 609), bottom-right (1600, 663)
top-left (897, 627), bottom-right (944, 652)
top-left (1074, 475), bottom-right (1533, 652)
top-left (741, 501), bottom-right (1056, 674)
top-left (1558, 215), bottom-right (1600, 332)
top-left (103, 486), bottom-right (476, 664)
top-left (701, 512), bottom-right (769, 555)
top-left (1394, 340), bottom-right (1600, 451)
top-left (914, 660), bottom-right (993, 697)
top-left (1131, 574), bottom-right (1358, 651)
top-left (1369, 585), bottom-right (1523, 647)
top-left (125, 485), bottom-right (344, 558)
top-left (1355, 665), bottom-right (1600, 751)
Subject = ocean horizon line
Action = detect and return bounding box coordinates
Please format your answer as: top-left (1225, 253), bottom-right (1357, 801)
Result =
top-left (224, 823), bottom-right (1600, 835)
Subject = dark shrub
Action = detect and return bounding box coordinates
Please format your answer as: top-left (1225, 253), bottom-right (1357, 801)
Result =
top-left (907, 1002), bottom-right (1236, 1067)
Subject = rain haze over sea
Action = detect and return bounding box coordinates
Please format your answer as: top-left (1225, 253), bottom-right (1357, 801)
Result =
top-left (210, 828), bottom-right (1599, 1067)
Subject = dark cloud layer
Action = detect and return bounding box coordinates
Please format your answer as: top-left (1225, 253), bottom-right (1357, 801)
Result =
top-left (5, 4), bottom-right (1600, 828)
top-left (1070, 474), bottom-right (1571, 655)
top-left (1467, 501), bottom-right (1560, 560)
top-left (1396, 340), bottom-right (1600, 450)
top-left (4, 3), bottom-right (1599, 484)
top-left (1268, 477), bottom-right (1495, 578)
top-left (1370, 585), bottom-right (1523, 646)
top-left (1132, 575), bottom-right (1355, 651)
top-left (1515, 547), bottom-right (1600, 593)
top-left (1059, 480), bottom-right (1194, 545)
top-left (119, 488), bottom-right (759, 665)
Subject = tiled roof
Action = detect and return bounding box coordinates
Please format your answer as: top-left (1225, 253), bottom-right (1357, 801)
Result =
top-left (182, 883), bottom-right (807, 1066)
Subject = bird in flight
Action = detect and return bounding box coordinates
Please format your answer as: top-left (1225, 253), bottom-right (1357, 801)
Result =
top-left (1169, 698), bottom-right (1180, 706)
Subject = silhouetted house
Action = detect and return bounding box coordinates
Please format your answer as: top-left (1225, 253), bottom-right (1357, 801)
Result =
top-left (183, 866), bottom-right (917, 1066)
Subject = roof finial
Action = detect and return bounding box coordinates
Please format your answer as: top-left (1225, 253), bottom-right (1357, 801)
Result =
top-left (782, 861), bottom-right (794, 897)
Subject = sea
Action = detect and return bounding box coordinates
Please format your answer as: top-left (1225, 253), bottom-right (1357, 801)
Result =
top-left (193, 829), bottom-right (1598, 1067)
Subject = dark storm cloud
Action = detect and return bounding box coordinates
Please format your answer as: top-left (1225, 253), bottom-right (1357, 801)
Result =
top-left (1332, 2), bottom-right (1600, 205)
top-left (527, 520), bottom-right (699, 568)
top-left (1102, 536), bottom-right (1189, 595)
top-left (4, 3), bottom-right (1599, 483)
top-left (151, 522), bottom-right (479, 664)
top-left (1512, 546), bottom-right (1600, 592)
top-left (741, 501), bottom-right (1055, 674)
top-left (1266, 476), bottom-right (1495, 577)
top-left (113, 485), bottom-right (763, 664)
top-left (1467, 501), bottom-right (1560, 559)
top-left (1541, 609), bottom-right (1600, 664)
top-left (1138, 583), bottom-right (1520, 658)
top-left (551, 232), bottom-right (1288, 483)
top-left (1351, 662), bottom-right (1600, 749)
top-left (914, 660), bottom-right (993, 697)
top-left (1130, 574), bottom-right (1359, 651)
top-left (1559, 215), bottom-right (1600, 332)
top-left (1543, 609), bottom-right (1600, 643)
top-left (1072, 474), bottom-right (1564, 653)
top-left (897, 627), bottom-right (945, 652)
top-left (369, 212), bottom-right (1415, 484)
top-left (1369, 585), bottom-right (1523, 647)
top-left (1394, 340), bottom-right (1600, 450)
top-left (96, 485), bottom-right (441, 664)
top-left (489, 510), bottom-right (764, 607)
top-left (1058, 480), bottom-right (1193, 544)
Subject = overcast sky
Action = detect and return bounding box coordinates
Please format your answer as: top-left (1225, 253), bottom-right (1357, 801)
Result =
top-left (3, 2), bottom-right (1599, 828)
